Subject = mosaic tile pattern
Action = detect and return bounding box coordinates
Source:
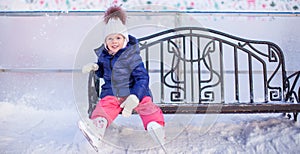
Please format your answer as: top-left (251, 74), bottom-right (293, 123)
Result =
top-left (0, 0), bottom-right (299, 11)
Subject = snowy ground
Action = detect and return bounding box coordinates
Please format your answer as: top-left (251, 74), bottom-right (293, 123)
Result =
top-left (0, 101), bottom-right (299, 154)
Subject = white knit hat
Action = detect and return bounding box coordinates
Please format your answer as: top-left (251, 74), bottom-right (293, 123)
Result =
top-left (103, 6), bottom-right (129, 45)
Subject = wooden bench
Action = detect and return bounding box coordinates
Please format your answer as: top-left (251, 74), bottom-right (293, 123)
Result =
top-left (87, 27), bottom-right (300, 121)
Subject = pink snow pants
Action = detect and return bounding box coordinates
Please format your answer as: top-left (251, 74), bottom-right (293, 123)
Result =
top-left (91, 96), bottom-right (165, 130)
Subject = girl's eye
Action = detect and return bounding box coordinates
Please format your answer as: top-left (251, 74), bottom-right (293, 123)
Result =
top-left (106, 35), bottom-right (123, 42)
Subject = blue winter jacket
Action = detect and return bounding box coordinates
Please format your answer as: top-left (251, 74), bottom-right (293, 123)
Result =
top-left (94, 35), bottom-right (151, 101)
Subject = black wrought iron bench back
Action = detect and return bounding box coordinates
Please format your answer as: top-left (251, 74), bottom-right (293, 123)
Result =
top-left (88, 27), bottom-right (300, 121)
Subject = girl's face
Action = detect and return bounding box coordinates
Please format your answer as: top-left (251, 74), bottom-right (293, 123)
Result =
top-left (105, 34), bottom-right (126, 54)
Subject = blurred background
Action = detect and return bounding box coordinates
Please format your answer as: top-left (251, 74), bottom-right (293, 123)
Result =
top-left (0, 0), bottom-right (299, 109)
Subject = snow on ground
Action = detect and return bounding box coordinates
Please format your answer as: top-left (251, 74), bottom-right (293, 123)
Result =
top-left (0, 101), bottom-right (299, 154)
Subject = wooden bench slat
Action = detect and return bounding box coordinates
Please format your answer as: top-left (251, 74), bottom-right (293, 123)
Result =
top-left (158, 103), bottom-right (300, 114)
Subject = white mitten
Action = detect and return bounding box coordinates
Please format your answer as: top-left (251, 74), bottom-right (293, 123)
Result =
top-left (120, 95), bottom-right (139, 117)
top-left (82, 63), bottom-right (99, 73)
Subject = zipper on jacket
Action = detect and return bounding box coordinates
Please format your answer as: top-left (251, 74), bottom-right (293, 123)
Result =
top-left (110, 55), bottom-right (119, 98)
top-left (109, 56), bottom-right (114, 70)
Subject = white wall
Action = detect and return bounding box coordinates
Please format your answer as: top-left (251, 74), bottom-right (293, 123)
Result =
top-left (0, 12), bottom-right (299, 108)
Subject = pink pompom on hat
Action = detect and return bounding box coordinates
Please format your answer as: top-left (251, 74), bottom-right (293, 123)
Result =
top-left (103, 5), bottom-right (129, 46)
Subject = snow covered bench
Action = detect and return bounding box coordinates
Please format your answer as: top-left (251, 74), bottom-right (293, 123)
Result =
top-left (87, 27), bottom-right (300, 121)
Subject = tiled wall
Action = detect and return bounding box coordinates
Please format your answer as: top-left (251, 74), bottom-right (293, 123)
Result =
top-left (0, 0), bottom-right (299, 11)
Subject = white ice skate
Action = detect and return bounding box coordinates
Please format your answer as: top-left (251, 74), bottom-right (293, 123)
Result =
top-left (147, 122), bottom-right (167, 153)
top-left (78, 117), bottom-right (108, 152)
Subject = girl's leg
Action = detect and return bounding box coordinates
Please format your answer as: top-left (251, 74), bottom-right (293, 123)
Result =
top-left (91, 96), bottom-right (122, 127)
top-left (134, 96), bottom-right (165, 130)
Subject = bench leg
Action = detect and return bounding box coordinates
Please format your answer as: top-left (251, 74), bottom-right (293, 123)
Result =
top-left (293, 112), bottom-right (298, 122)
top-left (285, 112), bottom-right (298, 121)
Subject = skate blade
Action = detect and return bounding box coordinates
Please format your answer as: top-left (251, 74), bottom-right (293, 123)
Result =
top-left (78, 120), bottom-right (101, 152)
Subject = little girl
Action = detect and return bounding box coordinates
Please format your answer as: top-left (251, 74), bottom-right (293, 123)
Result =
top-left (82, 5), bottom-right (165, 147)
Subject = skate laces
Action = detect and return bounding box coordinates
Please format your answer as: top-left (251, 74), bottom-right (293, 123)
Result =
top-left (93, 118), bottom-right (106, 129)
top-left (91, 117), bottom-right (108, 139)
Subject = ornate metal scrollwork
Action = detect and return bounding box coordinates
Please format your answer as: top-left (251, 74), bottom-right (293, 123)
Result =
top-left (199, 40), bottom-right (221, 103)
top-left (137, 27), bottom-right (291, 104)
top-left (163, 39), bottom-right (185, 101)
top-left (269, 46), bottom-right (279, 62)
top-left (171, 91), bottom-right (184, 102)
top-left (200, 91), bottom-right (215, 102)
top-left (269, 88), bottom-right (282, 101)
top-left (285, 71), bottom-right (300, 103)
